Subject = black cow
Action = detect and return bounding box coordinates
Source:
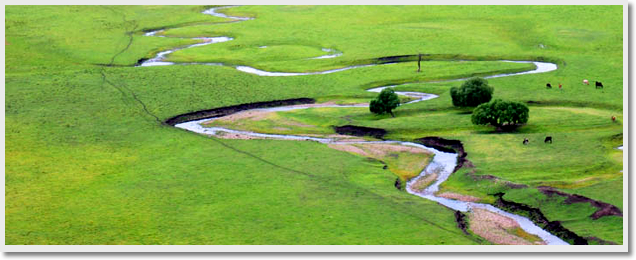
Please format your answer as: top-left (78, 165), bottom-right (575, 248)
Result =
top-left (523, 138), bottom-right (529, 145)
top-left (544, 136), bottom-right (553, 144)
top-left (394, 178), bottom-right (402, 190)
top-left (596, 81), bottom-right (604, 89)
top-left (546, 83), bottom-right (552, 89)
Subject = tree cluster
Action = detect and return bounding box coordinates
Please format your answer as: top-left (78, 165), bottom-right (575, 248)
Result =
top-left (450, 77), bottom-right (494, 107)
top-left (369, 88), bottom-right (400, 117)
top-left (471, 99), bottom-right (529, 130)
top-left (367, 77), bottom-right (531, 132)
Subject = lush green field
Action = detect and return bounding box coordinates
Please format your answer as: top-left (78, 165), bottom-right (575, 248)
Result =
top-left (5, 5), bottom-right (623, 245)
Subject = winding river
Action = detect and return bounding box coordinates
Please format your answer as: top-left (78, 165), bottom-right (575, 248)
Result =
top-left (145, 6), bottom-right (568, 245)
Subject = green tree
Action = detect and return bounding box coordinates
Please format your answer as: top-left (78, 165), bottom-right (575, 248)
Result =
top-left (370, 88), bottom-right (400, 117)
top-left (471, 99), bottom-right (529, 131)
top-left (450, 77), bottom-right (494, 107)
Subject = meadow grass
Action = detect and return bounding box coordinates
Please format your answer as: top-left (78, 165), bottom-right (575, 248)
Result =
top-left (209, 99), bottom-right (622, 242)
top-left (5, 5), bottom-right (623, 244)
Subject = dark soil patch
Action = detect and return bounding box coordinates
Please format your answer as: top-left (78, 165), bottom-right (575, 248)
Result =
top-left (414, 136), bottom-right (528, 187)
top-left (414, 136), bottom-right (532, 188)
top-left (586, 236), bottom-right (618, 245)
top-left (333, 125), bottom-right (387, 139)
top-left (415, 136), bottom-right (528, 189)
top-left (371, 53), bottom-right (493, 65)
top-left (165, 98), bottom-right (315, 126)
top-left (370, 53), bottom-right (488, 65)
top-left (608, 132), bottom-right (623, 142)
top-left (409, 137), bottom-right (594, 244)
top-left (375, 54), bottom-right (417, 64)
top-left (464, 169), bottom-right (528, 189)
top-left (141, 27), bottom-right (167, 33)
top-left (505, 182), bottom-right (529, 189)
top-left (95, 63), bottom-right (132, 67)
top-left (415, 137), bottom-right (467, 172)
top-left (135, 58), bottom-right (149, 66)
top-left (537, 186), bottom-right (622, 220)
top-left (493, 192), bottom-right (588, 245)
top-left (478, 174), bottom-right (497, 180)
top-left (454, 210), bottom-right (469, 234)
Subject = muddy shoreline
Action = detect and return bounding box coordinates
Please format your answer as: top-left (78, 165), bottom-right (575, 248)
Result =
top-left (538, 186), bottom-right (622, 220)
top-left (165, 98), bottom-right (315, 126)
top-left (415, 137), bottom-right (467, 172)
top-left (493, 193), bottom-right (589, 245)
top-left (414, 136), bottom-right (592, 244)
top-left (333, 125), bottom-right (387, 139)
top-left (156, 6), bottom-right (572, 245)
top-left (454, 211), bottom-right (470, 235)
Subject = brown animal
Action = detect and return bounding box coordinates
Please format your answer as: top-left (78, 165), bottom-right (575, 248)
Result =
top-left (612, 116), bottom-right (616, 122)
top-left (544, 136), bottom-right (552, 143)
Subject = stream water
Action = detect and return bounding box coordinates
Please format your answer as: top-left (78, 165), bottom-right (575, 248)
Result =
top-left (150, 6), bottom-right (568, 245)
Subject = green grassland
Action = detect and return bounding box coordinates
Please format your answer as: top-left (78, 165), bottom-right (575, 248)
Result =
top-left (5, 5), bottom-right (623, 245)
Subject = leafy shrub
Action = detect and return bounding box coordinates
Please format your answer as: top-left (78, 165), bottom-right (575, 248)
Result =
top-left (471, 99), bottom-right (529, 130)
top-left (370, 88), bottom-right (400, 117)
top-left (450, 77), bottom-right (494, 107)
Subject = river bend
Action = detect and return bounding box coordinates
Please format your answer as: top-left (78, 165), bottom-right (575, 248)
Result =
top-left (147, 6), bottom-right (567, 245)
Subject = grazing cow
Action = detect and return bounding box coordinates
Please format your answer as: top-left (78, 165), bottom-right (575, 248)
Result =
top-left (546, 83), bottom-right (552, 89)
top-left (558, 83), bottom-right (562, 90)
top-left (612, 116), bottom-right (616, 122)
top-left (544, 136), bottom-right (553, 144)
top-left (596, 81), bottom-right (604, 89)
top-left (394, 178), bottom-right (402, 190)
top-left (523, 138), bottom-right (529, 145)
top-left (583, 79), bottom-right (589, 85)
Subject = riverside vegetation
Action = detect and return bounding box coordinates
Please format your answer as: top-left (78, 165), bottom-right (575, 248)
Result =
top-left (5, 5), bottom-right (623, 245)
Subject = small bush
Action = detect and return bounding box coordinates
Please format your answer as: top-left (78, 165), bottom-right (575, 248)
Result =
top-left (450, 77), bottom-right (494, 107)
top-left (370, 88), bottom-right (400, 117)
top-left (471, 99), bottom-right (529, 131)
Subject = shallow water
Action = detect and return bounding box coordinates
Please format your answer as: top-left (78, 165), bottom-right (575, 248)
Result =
top-left (311, 48), bottom-right (343, 59)
top-left (235, 64), bottom-right (375, 76)
top-left (403, 141), bottom-right (568, 245)
top-left (140, 8), bottom-right (558, 83)
top-left (203, 6), bottom-right (254, 20)
top-left (163, 6), bottom-right (566, 245)
top-left (138, 36), bottom-right (232, 67)
top-left (176, 114), bottom-right (567, 245)
top-left (486, 61), bottom-right (558, 79)
top-left (173, 57), bottom-right (565, 245)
